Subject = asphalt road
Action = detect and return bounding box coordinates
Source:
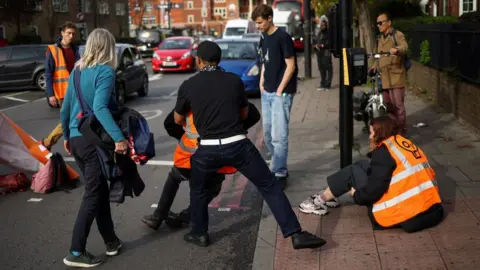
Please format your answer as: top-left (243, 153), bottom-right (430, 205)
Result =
top-left (0, 67), bottom-right (265, 270)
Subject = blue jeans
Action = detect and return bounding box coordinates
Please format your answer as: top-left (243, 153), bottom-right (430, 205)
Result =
top-left (189, 138), bottom-right (301, 237)
top-left (261, 91), bottom-right (294, 177)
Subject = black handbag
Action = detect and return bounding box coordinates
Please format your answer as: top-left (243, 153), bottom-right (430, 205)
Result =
top-left (72, 68), bottom-right (117, 149)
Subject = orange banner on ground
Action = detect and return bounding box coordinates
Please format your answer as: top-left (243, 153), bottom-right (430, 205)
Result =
top-left (0, 113), bottom-right (80, 180)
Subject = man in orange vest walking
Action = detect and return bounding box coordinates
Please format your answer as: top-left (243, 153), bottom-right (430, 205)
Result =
top-left (41, 22), bottom-right (80, 150)
top-left (142, 104), bottom-right (261, 230)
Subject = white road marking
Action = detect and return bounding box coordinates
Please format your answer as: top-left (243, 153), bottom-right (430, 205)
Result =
top-left (0, 97), bottom-right (45, 112)
top-left (2, 91), bottom-right (31, 97)
top-left (2, 96), bottom-right (30, 102)
top-left (138, 109), bottom-right (163, 120)
top-left (149, 74), bottom-right (163, 81)
top-left (151, 204), bottom-right (158, 208)
top-left (218, 208), bottom-right (231, 212)
top-left (142, 96), bottom-right (176, 100)
top-left (168, 89), bottom-right (178, 96)
top-left (63, 156), bottom-right (174, 166)
top-left (27, 198), bottom-right (43, 202)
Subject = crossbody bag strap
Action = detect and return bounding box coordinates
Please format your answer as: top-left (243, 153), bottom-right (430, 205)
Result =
top-left (73, 68), bottom-right (94, 115)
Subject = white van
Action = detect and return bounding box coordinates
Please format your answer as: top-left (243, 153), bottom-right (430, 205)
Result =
top-left (223, 19), bottom-right (258, 39)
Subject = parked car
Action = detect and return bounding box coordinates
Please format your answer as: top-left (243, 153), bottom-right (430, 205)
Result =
top-left (215, 38), bottom-right (261, 94)
top-left (152, 36), bottom-right (197, 73)
top-left (0, 44), bottom-right (48, 92)
top-left (136, 29), bottom-right (165, 58)
top-left (79, 43), bottom-right (149, 106)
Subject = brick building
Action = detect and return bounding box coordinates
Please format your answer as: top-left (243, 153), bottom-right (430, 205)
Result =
top-left (0, 0), bottom-right (129, 43)
top-left (129, 0), bottom-right (270, 37)
top-left (426, 0), bottom-right (478, 16)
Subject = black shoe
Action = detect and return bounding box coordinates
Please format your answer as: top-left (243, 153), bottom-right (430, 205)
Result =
top-left (141, 214), bottom-right (163, 230)
top-left (106, 238), bottom-right (123, 256)
top-left (291, 231), bottom-right (326, 249)
top-left (276, 176), bottom-right (287, 190)
top-left (184, 232), bottom-right (210, 247)
top-left (63, 251), bottom-right (103, 268)
top-left (165, 211), bottom-right (189, 229)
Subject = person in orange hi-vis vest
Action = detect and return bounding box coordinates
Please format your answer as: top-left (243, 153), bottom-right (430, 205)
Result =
top-left (142, 104), bottom-right (261, 230)
top-left (41, 22), bottom-right (80, 151)
top-left (299, 116), bottom-right (444, 233)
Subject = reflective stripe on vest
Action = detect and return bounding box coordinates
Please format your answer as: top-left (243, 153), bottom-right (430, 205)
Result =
top-left (172, 112), bottom-right (237, 174)
top-left (372, 136), bottom-right (441, 227)
top-left (48, 45), bottom-right (70, 99)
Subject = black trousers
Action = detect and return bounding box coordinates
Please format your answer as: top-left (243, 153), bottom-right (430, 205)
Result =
top-left (153, 166), bottom-right (225, 219)
top-left (317, 54), bottom-right (333, 88)
top-left (190, 138), bottom-right (301, 237)
top-left (326, 160), bottom-right (444, 233)
top-left (69, 136), bottom-right (117, 252)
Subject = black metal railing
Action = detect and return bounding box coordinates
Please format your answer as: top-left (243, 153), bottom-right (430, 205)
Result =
top-left (409, 23), bottom-right (480, 84)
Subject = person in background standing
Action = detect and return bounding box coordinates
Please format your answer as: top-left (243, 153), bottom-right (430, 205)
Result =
top-left (314, 15), bottom-right (333, 91)
top-left (371, 11), bottom-right (409, 135)
top-left (42, 21), bottom-right (80, 150)
top-left (253, 4), bottom-right (298, 189)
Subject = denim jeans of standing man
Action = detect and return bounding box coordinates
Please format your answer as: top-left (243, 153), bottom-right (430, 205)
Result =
top-left (261, 91), bottom-right (294, 178)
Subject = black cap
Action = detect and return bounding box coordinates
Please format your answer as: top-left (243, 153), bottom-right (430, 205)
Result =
top-left (194, 41), bottom-right (222, 63)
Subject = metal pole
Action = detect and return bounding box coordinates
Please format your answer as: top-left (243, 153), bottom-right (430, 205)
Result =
top-left (303, 0), bottom-right (312, 78)
top-left (339, 0), bottom-right (353, 168)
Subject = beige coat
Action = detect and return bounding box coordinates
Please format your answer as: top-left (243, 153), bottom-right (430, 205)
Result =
top-left (376, 29), bottom-right (408, 89)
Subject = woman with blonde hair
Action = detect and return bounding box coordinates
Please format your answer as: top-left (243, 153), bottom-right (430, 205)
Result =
top-left (299, 116), bottom-right (444, 233)
top-left (60, 28), bottom-right (127, 268)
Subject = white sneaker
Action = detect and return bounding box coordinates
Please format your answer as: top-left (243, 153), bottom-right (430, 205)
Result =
top-left (309, 191), bottom-right (341, 208)
top-left (299, 196), bottom-right (328, 216)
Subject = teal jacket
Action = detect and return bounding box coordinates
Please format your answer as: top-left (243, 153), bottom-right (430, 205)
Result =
top-left (60, 65), bottom-right (125, 142)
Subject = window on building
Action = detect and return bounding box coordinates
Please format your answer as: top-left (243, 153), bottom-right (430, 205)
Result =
top-left (149, 16), bottom-right (156, 25)
top-left (145, 1), bottom-right (153, 13)
top-left (240, 12), bottom-right (248, 19)
top-left (81, 0), bottom-right (91, 13)
top-left (214, 8), bottom-right (226, 18)
top-left (187, 1), bottom-right (193, 9)
top-left (215, 0), bottom-right (226, 2)
top-left (0, 25), bottom-right (4, 39)
top-left (53, 0), bottom-right (68, 12)
top-left (142, 16), bottom-right (149, 25)
top-left (188, 15), bottom-right (194, 23)
top-left (460, 0), bottom-right (477, 14)
top-left (116, 3), bottom-right (126, 15)
top-left (98, 1), bottom-right (109, 15)
top-left (25, 0), bottom-right (42, 10)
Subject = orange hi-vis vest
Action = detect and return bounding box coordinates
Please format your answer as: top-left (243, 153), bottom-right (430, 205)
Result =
top-left (47, 44), bottom-right (70, 99)
top-left (372, 135), bottom-right (442, 227)
top-left (173, 112), bottom-right (237, 174)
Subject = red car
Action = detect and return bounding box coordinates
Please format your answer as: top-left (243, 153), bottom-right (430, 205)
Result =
top-left (152, 36), bottom-right (197, 73)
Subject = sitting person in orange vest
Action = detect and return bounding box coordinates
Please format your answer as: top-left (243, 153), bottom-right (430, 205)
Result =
top-left (142, 103), bottom-right (261, 229)
top-left (299, 116), bottom-right (444, 232)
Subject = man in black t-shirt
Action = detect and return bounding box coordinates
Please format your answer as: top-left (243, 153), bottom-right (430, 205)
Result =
top-left (174, 41), bottom-right (325, 250)
top-left (252, 5), bottom-right (298, 189)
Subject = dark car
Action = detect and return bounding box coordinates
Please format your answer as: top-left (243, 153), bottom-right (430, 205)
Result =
top-left (0, 44), bottom-right (48, 92)
top-left (136, 29), bottom-right (165, 58)
top-left (79, 43), bottom-right (149, 106)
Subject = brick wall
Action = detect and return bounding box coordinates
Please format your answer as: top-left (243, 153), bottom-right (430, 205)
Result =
top-left (408, 60), bottom-right (480, 134)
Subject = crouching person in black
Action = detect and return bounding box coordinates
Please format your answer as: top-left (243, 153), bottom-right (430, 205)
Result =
top-left (174, 41), bottom-right (326, 249)
top-left (142, 103), bottom-right (261, 229)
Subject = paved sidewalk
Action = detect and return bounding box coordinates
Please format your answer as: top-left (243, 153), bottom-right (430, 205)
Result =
top-left (251, 58), bottom-right (480, 270)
